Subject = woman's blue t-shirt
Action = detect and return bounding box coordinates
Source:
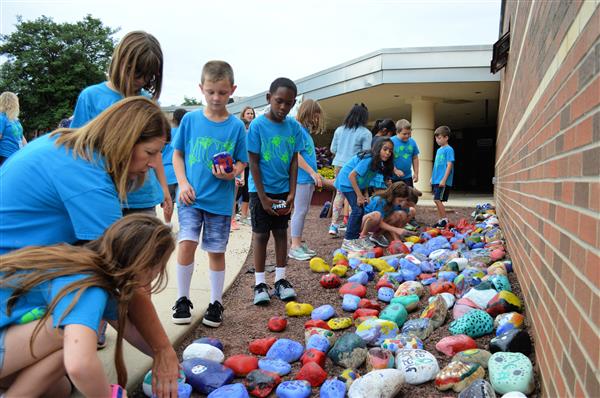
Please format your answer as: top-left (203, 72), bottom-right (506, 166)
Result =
top-left (297, 125), bottom-right (318, 185)
top-left (0, 113), bottom-right (24, 158)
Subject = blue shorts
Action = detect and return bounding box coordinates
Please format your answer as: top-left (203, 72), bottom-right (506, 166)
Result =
top-left (0, 327), bottom-right (6, 373)
top-left (432, 184), bottom-right (451, 202)
top-left (178, 206), bottom-right (231, 253)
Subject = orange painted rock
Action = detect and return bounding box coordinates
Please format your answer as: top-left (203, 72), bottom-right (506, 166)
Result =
top-left (430, 280), bottom-right (456, 296)
top-left (249, 337), bottom-right (277, 356)
top-left (304, 319), bottom-right (331, 330)
top-left (352, 308), bottom-right (379, 319)
top-left (224, 354), bottom-right (258, 376)
top-left (296, 362), bottom-right (327, 387)
top-left (268, 316), bottom-right (288, 332)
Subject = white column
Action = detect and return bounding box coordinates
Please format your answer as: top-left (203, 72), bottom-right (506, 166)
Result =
top-left (410, 99), bottom-right (435, 193)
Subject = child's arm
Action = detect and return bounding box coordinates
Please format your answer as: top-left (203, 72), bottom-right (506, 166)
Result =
top-left (285, 152), bottom-right (299, 213)
top-left (298, 153), bottom-right (322, 188)
top-left (439, 161), bottom-right (453, 187)
top-left (349, 171), bottom-right (367, 206)
top-left (108, 318), bottom-right (153, 357)
top-left (173, 149), bottom-right (195, 205)
top-left (412, 155), bottom-right (419, 182)
top-left (248, 152), bottom-right (278, 215)
top-left (154, 162), bottom-right (173, 221)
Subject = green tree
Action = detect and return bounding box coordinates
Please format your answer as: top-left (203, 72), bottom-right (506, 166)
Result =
top-left (182, 96), bottom-right (202, 106)
top-left (0, 15), bottom-right (117, 137)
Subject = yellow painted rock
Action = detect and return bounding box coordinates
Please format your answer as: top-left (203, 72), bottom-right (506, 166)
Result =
top-left (309, 257), bottom-right (330, 273)
top-left (327, 317), bottom-right (353, 330)
top-left (405, 235), bottom-right (420, 244)
top-left (367, 259), bottom-right (394, 273)
top-left (333, 252), bottom-right (347, 263)
top-left (331, 264), bottom-right (349, 277)
top-left (285, 301), bottom-right (314, 317)
top-left (486, 262), bottom-right (508, 277)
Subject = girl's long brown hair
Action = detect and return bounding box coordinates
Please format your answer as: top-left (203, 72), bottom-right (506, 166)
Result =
top-left (1, 214), bottom-right (175, 386)
top-left (296, 99), bottom-right (325, 134)
top-left (379, 181), bottom-right (410, 215)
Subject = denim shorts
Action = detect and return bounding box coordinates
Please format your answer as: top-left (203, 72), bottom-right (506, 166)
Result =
top-left (178, 206), bottom-right (231, 253)
top-left (0, 327), bottom-right (6, 373)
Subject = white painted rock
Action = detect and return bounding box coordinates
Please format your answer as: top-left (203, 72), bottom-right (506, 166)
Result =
top-left (429, 292), bottom-right (456, 309)
top-left (501, 393), bottom-right (527, 398)
top-left (182, 343), bottom-right (225, 363)
top-left (462, 288), bottom-right (497, 308)
top-left (348, 369), bottom-right (404, 398)
top-left (395, 349), bottom-right (439, 385)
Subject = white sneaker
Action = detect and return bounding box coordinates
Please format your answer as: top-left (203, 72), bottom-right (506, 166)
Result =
top-left (342, 239), bottom-right (363, 251)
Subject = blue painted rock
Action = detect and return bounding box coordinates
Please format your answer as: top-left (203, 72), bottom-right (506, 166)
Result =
top-left (276, 380), bottom-right (312, 398)
top-left (244, 369), bottom-right (282, 398)
top-left (435, 334), bottom-right (477, 356)
top-left (328, 333), bottom-right (368, 368)
top-left (305, 327), bottom-right (337, 346)
top-left (420, 260), bottom-right (435, 273)
top-left (319, 378), bottom-right (346, 398)
top-left (386, 271), bottom-right (404, 285)
top-left (182, 358), bottom-right (234, 395)
top-left (266, 339), bottom-right (304, 363)
top-left (449, 309), bottom-right (494, 338)
top-left (420, 294), bottom-right (448, 329)
top-left (488, 352), bottom-right (534, 395)
top-left (258, 358), bottom-right (292, 376)
top-left (348, 271), bottom-right (369, 285)
top-left (379, 303), bottom-right (408, 328)
top-left (435, 361), bottom-right (485, 392)
top-left (312, 304), bottom-right (336, 321)
top-left (183, 343), bottom-right (225, 363)
top-left (489, 329), bottom-right (532, 355)
top-left (306, 334), bottom-right (331, 353)
top-left (381, 334), bottom-right (424, 352)
top-left (391, 294), bottom-right (420, 311)
top-left (143, 369), bottom-right (186, 397)
top-left (430, 292), bottom-right (455, 308)
top-left (422, 277), bottom-right (437, 286)
top-left (395, 281), bottom-right (425, 297)
top-left (194, 337), bottom-right (224, 351)
top-left (339, 282), bottom-right (367, 298)
top-left (377, 286), bottom-right (395, 302)
top-left (400, 261), bottom-right (421, 281)
top-left (453, 297), bottom-right (481, 320)
top-left (342, 294), bottom-right (361, 311)
top-left (488, 274), bottom-right (511, 292)
top-left (452, 348), bottom-right (492, 368)
top-left (401, 318), bottom-right (434, 340)
top-left (337, 368), bottom-right (360, 389)
top-left (458, 378), bottom-right (496, 398)
top-left (347, 369), bottom-right (404, 398)
top-left (356, 264), bottom-right (375, 280)
top-left (356, 318), bottom-right (399, 346)
top-left (438, 271), bottom-right (458, 282)
top-left (395, 349), bottom-right (440, 385)
top-left (486, 291), bottom-right (523, 317)
top-left (495, 312), bottom-right (525, 336)
top-left (296, 361), bottom-right (328, 387)
top-left (366, 347), bottom-right (394, 371)
top-left (223, 354), bottom-right (258, 376)
top-left (207, 383), bottom-right (249, 398)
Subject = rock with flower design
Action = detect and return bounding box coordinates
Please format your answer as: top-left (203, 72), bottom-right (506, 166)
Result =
top-left (395, 349), bottom-right (440, 385)
top-left (488, 352), bottom-right (534, 395)
top-left (435, 360), bottom-right (485, 392)
top-left (381, 334), bottom-right (424, 352)
top-left (449, 309), bottom-right (494, 338)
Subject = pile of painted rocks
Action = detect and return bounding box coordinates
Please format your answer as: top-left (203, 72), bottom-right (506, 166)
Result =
top-left (143, 204), bottom-right (536, 398)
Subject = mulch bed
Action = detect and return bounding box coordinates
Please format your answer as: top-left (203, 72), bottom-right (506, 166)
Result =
top-left (133, 204), bottom-right (539, 397)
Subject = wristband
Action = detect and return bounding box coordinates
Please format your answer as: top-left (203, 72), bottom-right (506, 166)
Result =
top-left (110, 384), bottom-right (125, 398)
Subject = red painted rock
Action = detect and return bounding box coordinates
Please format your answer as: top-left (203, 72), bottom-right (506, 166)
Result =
top-left (376, 276), bottom-right (394, 290)
top-left (224, 354), bottom-right (259, 376)
top-left (352, 308), bottom-right (379, 319)
top-left (366, 347), bottom-right (394, 371)
top-left (304, 319), bottom-right (331, 330)
top-left (358, 298), bottom-right (382, 311)
top-left (249, 337), bottom-right (277, 356)
top-left (245, 369), bottom-right (281, 397)
top-left (435, 334), bottom-right (478, 356)
top-left (334, 258), bottom-right (349, 266)
top-left (371, 247), bottom-right (385, 258)
top-left (320, 273), bottom-right (342, 288)
top-left (388, 240), bottom-right (410, 255)
top-left (486, 291), bottom-right (522, 317)
top-left (425, 229), bottom-right (440, 237)
top-left (418, 273), bottom-right (435, 280)
top-left (268, 316), bottom-right (288, 332)
top-left (430, 280), bottom-right (456, 296)
top-left (301, 348), bottom-right (326, 368)
top-left (440, 230), bottom-right (455, 239)
top-left (490, 249), bottom-right (505, 261)
top-left (339, 282), bottom-right (367, 298)
top-left (453, 298), bottom-right (481, 320)
top-left (295, 362), bottom-right (328, 387)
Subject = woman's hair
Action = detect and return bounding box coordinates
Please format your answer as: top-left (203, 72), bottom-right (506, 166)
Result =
top-left (379, 181), bottom-right (410, 215)
top-left (172, 108), bottom-right (187, 127)
top-left (359, 137), bottom-right (394, 176)
top-left (343, 103), bottom-right (368, 129)
top-left (51, 97), bottom-right (171, 200)
top-left (408, 186), bottom-right (422, 205)
top-left (0, 92), bottom-right (19, 120)
top-left (0, 214), bottom-right (175, 387)
top-left (108, 31), bottom-right (163, 99)
top-left (239, 106), bottom-right (255, 125)
top-left (296, 99), bottom-right (325, 135)
top-left (371, 118), bottom-right (395, 136)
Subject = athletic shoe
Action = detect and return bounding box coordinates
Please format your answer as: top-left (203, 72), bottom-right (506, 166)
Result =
top-left (97, 320), bottom-right (108, 349)
top-left (369, 234), bottom-right (390, 247)
top-left (240, 216), bottom-right (252, 226)
top-left (358, 237), bottom-right (375, 249)
top-left (342, 239), bottom-right (363, 252)
top-left (273, 279), bottom-right (297, 301)
top-left (300, 243), bottom-right (317, 256)
top-left (172, 297), bottom-right (193, 324)
top-left (202, 301), bottom-right (224, 328)
top-left (253, 283), bottom-right (271, 305)
top-left (434, 218), bottom-right (448, 228)
top-left (338, 223), bottom-right (347, 232)
top-left (288, 246), bottom-right (312, 261)
top-left (328, 224), bottom-right (339, 237)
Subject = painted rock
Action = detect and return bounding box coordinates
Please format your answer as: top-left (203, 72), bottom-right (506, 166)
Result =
top-left (339, 282), bottom-right (367, 298)
top-left (381, 334), bottom-right (424, 352)
top-left (332, 251), bottom-right (347, 263)
top-left (266, 339), bottom-right (304, 363)
top-left (306, 334), bottom-right (331, 353)
top-left (368, 258), bottom-right (394, 272)
top-left (500, 393), bottom-right (527, 398)
top-left (328, 333), bottom-right (368, 368)
top-left (276, 380), bottom-right (311, 398)
top-left (377, 286), bottom-right (395, 302)
top-left (395, 281), bottom-right (424, 297)
top-left (453, 348), bottom-right (492, 368)
top-left (347, 369), bottom-right (404, 398)
top-left (489, 329), bottom-right (532, 355)
top-left (296, 362), bottom-right (328, 387)
top-left (258, 358), bottom-right (292, 376)
top-left (366, 347), bottom-right (395, 371)
top-left (453, 297), bottom-right (482, 319)
top-left (488, 352), bottom-right (534, 395)
top-left (379, 303), bottom-right (408, 328)
top-left (399, 261), bottom-right (421, 281)
top-left (420, 294), bottom-right (448, 329)
top-left (401, 318), bottom-right (433, 340)
top-left (319, 378), bottom-right (347, 398)
top-left (327, 317), bottom-right (353, 330)
top-left (356, 318), bottom-right (400, 346)
top-left (305, 319), bottom-right (330, 330)
top-left (301, 348), bottom-right (326, 368)
top-left (357, 264), bottom-right (375, 280)
top-left (337, 368), bottom-right (360, 389)
top-left (244, 369), bottom-right (281, 398)
top-left (330, 264), bottom-right (349, 277)
top-left (487, 262), bottom-right (508, 277)
top-left (391, 294), bottom-right (420, 311)
top-left (495, 312), bottom-right (525, 336)
top-left (376, 275), bottom-right (395, 290)
top-left (143, 369), bottom-right (186, 397)
top-left (438, 271), bottom-right (458, 282)
top-left (488, 274), bottom-right (511, 292)
top-left (395, 349), bottom-right (440, 385)
top-left (358, 298), bottom-right (382, 311)
top-left (463, 288), bottom-right (498, 309)
top-left (348, 271), bottom-right (369, 285)
top-left (449, 309), bottom-right (494, 338)
top-left (458, 378), bottom-right (496, 398)
top-left (312, 304), bottom-right (336, 321)
top-left (342, 294), bottom-right (361, 311)
top-left (183, 343), bottom-right (225, 363)
top-left (310, 257), bottom-right (330, 273)
top-left (436, 334), bottom-right (478, 356)
top-left (435, 361), bottom-right (485, 392)
top-left (182, 358), bottom-right (235, 395)
top-left (305, 327), bottom-right (337, 346)
top-left (388, 240), bottom-right (410, 254)
top-left (193, 337), bottom-right (224, 351)
top-left (320, 273), bottom-right (342, 288)
top-left (224, 354), bottom-right (259, 376)
top-left (268, 316), bottom-right (288, 332)
top-left (207, 383), bottom-right (249, 398)
top-left (352, 308), bottom-right (379, 319)
top-left (486, 291), bottom-right (523, 317)
top-left (285, 302), bottom-right (314, 317)
top-left (249, 337), bottom-right (277, 356)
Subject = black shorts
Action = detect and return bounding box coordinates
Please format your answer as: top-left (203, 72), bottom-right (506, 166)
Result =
top-left (432, 184), bottom-right (451, 202)
top-left (168, 183), bottom-right (178, 204)
top-left (249, 192), bottom-right (290, 233)
top-left (236, 166), bottom-right (250, 202)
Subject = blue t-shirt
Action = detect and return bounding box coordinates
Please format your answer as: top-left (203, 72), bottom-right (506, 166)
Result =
top-left (71, 82), bottom-right (163, 208)
top-left (330, 126), bottom-right (372, 167)
top-left (0, 113), bottom-right (24, 158)
top-left (162, 126), bottom-right (179, 185)
top-left (431, 145), bottom-right (455, 186)
top-left (297, 126), bottom-right (318, 185)
top-left (391, 136), bottom-right (419, 178)
top-left (173, 110), bottom-right (247, 216)
top-left (0, 134), bottom-right (122, 254)
top-left (247, 115), bottom-right (304, 194)
top-left (334, 155), bottom-right (378, 193)
top-left (0, 273), bottom-right (118, 332)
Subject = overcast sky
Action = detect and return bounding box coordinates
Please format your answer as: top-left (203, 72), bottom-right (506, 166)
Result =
top-left (1, 0), bottom-right (501, 106)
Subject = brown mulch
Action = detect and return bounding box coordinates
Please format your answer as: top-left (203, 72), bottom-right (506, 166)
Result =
top-left (133, 205), bottom-right (539, 397)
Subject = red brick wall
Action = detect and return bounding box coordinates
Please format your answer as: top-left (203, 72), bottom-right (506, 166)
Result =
top-left (495, 1), bottom-right (599, 397)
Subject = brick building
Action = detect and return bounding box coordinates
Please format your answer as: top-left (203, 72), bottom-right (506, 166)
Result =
top-left (494, 1), bottom-right (599, 397)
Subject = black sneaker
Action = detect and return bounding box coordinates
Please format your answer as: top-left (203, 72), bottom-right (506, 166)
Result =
top-left (202, 301), bottom-right (224, 328)
top-left (368, 233), bottom-right (390, 247)
top-left (273, 279), bottom-right (297, 301)
top-left (253, 283), bottom-right (271, 305)
top-left (434, 218), bottom-right (448, 228)
top-left (172, 297), bottom-right (193, 324)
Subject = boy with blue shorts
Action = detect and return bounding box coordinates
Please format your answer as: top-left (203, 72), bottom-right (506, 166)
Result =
top-left (431, 126), bottom-right (455, 228)
top-left (172, 61), bottom-right (247, 327)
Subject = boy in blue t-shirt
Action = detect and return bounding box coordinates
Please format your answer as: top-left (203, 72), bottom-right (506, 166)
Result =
top-left (390, 119), bottom-right (419, 187)
top-left (248, 78), bottom-right (304, 305)
top-left (171, 61), bottom-right (248, 327)
top-left (431, 126), bottom-right (455, 228)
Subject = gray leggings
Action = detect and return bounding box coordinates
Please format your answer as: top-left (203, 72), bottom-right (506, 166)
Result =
top-left (290, 183), bottom-right (315, 238)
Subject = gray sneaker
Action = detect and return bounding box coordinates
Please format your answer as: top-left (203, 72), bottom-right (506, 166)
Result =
top-left (369, 234), bottom-right (390, 247)
top-left (342, 239), bottom-right (363, 252)
top-left (288, 246), bottom-right (312, 261)
top-left (273, 278), bottom-right (296, 301)
top-left (358, 237), bottom-right (375, 249)
top-left (300, 243), bottom-right (317, 257)
top-left (253, 283), bottom-right (271, 305)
